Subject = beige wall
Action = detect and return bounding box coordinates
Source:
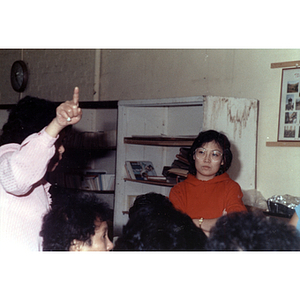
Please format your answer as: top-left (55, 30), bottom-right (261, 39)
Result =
top-left (1, 49), bottom-right (300, 199)
top-left (0, 49), bottom-right (97, 104)
top-left (0, 49), bottom-right (102, 132)
top-left (100, 49), bottom-right (300, 199)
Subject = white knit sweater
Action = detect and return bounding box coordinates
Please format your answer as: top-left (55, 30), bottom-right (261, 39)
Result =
top-left (0, 128), bottom-right (57, 251)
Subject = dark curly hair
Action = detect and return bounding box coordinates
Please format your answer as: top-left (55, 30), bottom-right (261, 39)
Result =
top-left (40, 190), bottom-right (112, 251)
top-left (113, 192), bottom-right (207, 251)
top-left (188, 130), bottom-right (232, 176)
top-left (0, 96), bottom-right (58, 146)
top-left (205, 211), bottom-right (300, 251)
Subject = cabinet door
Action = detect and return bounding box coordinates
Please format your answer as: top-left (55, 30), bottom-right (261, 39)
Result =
top-left (203, 96), bottom-right (258, 190)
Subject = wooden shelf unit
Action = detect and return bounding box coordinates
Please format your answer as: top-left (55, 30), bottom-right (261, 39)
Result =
top-left (113, 97), bottom-right (204, 236)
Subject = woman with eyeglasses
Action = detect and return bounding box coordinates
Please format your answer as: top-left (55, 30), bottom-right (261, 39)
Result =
top-left (169, 130), bottom-right (247, 236)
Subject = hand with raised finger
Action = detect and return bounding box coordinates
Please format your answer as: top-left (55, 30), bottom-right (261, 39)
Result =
top-left (45, 87), bottom-right (82, 138)
top-left (56, 87), bottom-right (82, 126)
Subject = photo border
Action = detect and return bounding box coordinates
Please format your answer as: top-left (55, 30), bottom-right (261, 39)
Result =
top-left (278, 67), bottom-right (300, 141)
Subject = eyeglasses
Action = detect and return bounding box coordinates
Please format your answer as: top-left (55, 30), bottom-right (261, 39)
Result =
top-left (194, 147), bottom-right (223, 162)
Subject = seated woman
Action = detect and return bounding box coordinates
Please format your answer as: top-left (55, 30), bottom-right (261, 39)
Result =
top-left (40, 191), bottom-right (113, 251)
top-left (169, 130), bottom-right (247, 236)
top-left (113, 192), bottom-right (207, 251)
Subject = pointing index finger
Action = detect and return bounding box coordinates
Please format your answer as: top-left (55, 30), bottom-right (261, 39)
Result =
top-left (72, 87), bottom-right (79, 106)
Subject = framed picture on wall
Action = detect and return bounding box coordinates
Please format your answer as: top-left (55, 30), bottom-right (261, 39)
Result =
top-left (278, 67), bottom-right (300, 141)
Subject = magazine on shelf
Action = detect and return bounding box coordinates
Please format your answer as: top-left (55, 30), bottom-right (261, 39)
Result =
top-left (125, 161), bottom-right (160, 181)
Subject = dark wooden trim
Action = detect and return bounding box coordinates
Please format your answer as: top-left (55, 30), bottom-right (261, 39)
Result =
top-left (0, 104), bottom-right (15, 110)
top-left (124, 136), bottom-right (195, 147)
top-left (78, 101), bottom-right (118, 109)
top-left (0, 100), bottom-right (118, 110)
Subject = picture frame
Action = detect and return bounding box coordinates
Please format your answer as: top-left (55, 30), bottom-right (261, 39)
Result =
top-left (278, 67), bottom-right (300, 141)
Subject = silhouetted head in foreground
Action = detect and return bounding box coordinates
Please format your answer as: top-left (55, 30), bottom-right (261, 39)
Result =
top-left (0, 96), bottom-right (58, 146)
top-left (205, 211), bottom-right (300, 251)
top-left (114, 192), bottom-right (207, 251)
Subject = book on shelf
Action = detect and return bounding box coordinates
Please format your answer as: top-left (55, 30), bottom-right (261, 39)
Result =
top-left (85, 172), bottom-right (115, 191)
top-left (175, 147), bottom-right (190, 164)
top-left (85, 171), bottom-right (106, 190)
top-left (166, 168), bottom-right (188, 177)
top-left (159, 149), bottom-right (190, 177)
top-left (125, 161), bottom-right (166, 181)
top-left (171, 159), bottom-right (189, 170)
top-left (179, 147), bottom-right (190, 157)
top-left (163, 147), bottom-right (191, 181)
top-left (162, 166), bottom-right (187, 184)
top-left (146, 176), bottom-right (167, 182)
top-left (101, 174), bottom-right (115, 191)
top-left (81, 174), bottom-right (99, 191)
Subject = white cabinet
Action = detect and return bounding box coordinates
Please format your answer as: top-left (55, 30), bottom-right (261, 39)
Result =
top-left (114, 97), bottom-right (204, 236)
top-left (202, 96), bottom-right (258, 191)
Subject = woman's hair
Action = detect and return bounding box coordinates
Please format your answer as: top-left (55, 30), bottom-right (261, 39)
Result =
top-left (0, 96), bottom-right (58, 146)
top-left (113, 192), bottom-right (207, 251)
top-left (188, 130), bottom-right (232, 176)
top-left (40, 190), bottom-right (112, 251)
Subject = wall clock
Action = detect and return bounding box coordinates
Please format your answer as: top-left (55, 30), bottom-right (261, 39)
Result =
top-left (10, 60), bottom-right (28, 92)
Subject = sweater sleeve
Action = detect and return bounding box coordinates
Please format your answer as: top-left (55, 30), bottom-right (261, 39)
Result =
top-left (225, 181), bottom-right (247, 213)
top-left (0, 128), bottom-right (57, 196)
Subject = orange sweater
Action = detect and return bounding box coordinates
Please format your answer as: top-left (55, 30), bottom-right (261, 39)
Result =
top-left (169, 173), bottom-right (246, 219)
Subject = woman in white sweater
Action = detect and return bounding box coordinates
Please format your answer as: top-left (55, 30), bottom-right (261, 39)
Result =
top-left (0, 87), bottom-right (82, 251)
